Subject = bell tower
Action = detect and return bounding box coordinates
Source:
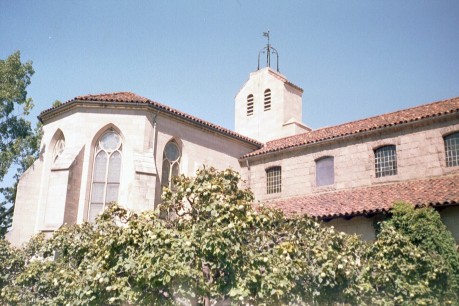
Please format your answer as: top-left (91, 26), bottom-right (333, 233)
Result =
top-left (235, 32), bottom-right (310, 143)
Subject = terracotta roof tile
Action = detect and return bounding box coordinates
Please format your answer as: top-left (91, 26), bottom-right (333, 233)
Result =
top-left (243, 96), bottom-right (459, 158)
top-left (39, 92), bottom-right (263, 147)
top-left (266, 174), bottom-right (459, 219)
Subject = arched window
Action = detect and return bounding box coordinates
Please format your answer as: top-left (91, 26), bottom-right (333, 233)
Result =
top-left (266, 166), bottom-right (281, 194)
top-left (374, 145), bottom-right (397, 178)
top-left (162, 140), bottom-right (181, 189)
top-left (52, 134), bottom-right (65, 163)
top-left (88, 130), bottom-right (122, 222)
top-left (444, 132), bottom-right (459, 167)
top-left (247, 94), bottom-right (254, 116)
top-left (316, 156), bottom-right (334, 186)
top-left (264, 89), bottom-right (271, 111)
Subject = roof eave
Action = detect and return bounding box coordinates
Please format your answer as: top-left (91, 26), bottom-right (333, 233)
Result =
top-left (40, 99), bottom-right (263, 148)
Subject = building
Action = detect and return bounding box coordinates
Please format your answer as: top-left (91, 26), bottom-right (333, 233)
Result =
top-left (7, 65), bottom-right (459, 247)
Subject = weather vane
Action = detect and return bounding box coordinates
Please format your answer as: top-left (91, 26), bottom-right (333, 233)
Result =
top-left (258, 30), bottom-right (279, 72)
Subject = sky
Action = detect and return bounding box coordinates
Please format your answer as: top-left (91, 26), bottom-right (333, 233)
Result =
top-left (0, 0), bottom-right (458, 160)
top-left (1, 1), bottom-right (459, 131)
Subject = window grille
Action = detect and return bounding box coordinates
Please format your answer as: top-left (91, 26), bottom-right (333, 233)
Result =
top-left (316, 156), bottom-right (334, 186)
top-left (266, 166), bottom-right (281, 194)
top-left (247, 94), bottom-right (254, 116)
top-left (88, 130), bottom-right (122, 222)
top-left (445, 132), bottom-right (459, 167)
top-left (374, 145), bottom-right (397, 178)
top-left (264, 89), bottom-right (271, 111)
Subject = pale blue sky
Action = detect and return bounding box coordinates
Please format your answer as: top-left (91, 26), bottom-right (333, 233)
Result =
top-left (1, 1), bottom-right (458, 131)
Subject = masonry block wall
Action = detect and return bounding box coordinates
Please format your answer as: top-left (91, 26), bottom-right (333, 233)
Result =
top-left (244, 118), bottom-right (459, 202)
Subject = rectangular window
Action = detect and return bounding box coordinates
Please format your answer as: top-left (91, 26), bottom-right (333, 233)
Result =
top-left (445, 132), bottom-right (459, 167)
top-left (316, 156), bottom-right (334, 186)
top-left (375, 145), bottom-right (397, 178)
top-left (266, 166), bottom-right (281, 194)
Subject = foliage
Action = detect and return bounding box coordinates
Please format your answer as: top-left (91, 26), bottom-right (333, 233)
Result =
top-left (0, 51), bottom-right (41, 237)
top-left (384, 202), bottom-right (459, 299)
top-left (1, 168), bottom-right (458, 305)
top-left (353, 223), bottom-right (455, 305)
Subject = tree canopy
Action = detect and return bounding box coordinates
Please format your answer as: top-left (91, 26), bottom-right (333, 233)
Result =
top-left (1, 167), bottom-right (458, 305)
top-left (0, 51), bottom-right (41, 237)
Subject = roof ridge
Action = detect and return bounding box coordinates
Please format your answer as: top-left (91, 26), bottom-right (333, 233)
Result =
top-left (39, 91), bottom-right (263, 147)
top-left (249, 95), bottom-right (459, 157)
top-left (267, 173), bottom-right (459, 219)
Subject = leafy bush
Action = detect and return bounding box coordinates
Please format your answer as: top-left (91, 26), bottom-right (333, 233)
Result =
top-left (1, 169), bottom-right (458, 305)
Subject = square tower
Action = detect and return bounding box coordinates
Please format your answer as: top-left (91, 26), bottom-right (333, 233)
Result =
top-left (235, 67), bottom-right (310, 143)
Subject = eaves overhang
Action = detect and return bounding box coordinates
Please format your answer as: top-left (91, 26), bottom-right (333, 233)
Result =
top-left (39, 94), bottom-right (263, 149)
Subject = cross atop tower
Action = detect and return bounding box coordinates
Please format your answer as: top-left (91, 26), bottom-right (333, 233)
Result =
top-left (258, 30), bottom-right (279, 72)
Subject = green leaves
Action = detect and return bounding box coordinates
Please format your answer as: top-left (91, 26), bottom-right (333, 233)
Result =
top-left (1, 169), bottom-right (458, 305)
top-left (0, 51), bottom-right (41, 238)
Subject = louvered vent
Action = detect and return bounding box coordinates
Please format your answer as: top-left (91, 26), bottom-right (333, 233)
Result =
top-left (247, 94), bottom-right (254, 116)
top-left (264, 89), bottom-right (271, 111)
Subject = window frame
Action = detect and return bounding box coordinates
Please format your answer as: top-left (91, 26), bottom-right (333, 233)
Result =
top-left (162, 140), bottom-right (181, 189)
top-left (266, 166), bottom-right (282, 194)
top-left (88, 129), bottom-right (123, 222)
top-left (444, 132), bottom-right (459, 167)
top-left (374, 145), bottom-right (397, 178)
top-left (315, 156), bottom-right (334, 187)
top-left (52, 134), bottom-right (65, 163)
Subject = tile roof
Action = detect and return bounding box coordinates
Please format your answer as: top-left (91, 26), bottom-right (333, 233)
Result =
top-left (243, 96), bottom-right (459, 158)
top-left (266, 173), bottom-right (459, 219)
top-left (39, 92), bottom-right (263, 147)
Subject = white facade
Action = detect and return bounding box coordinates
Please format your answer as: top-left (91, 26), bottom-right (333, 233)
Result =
top-left (7, 98), bottom-right (258, 246)
top-left (235, 67), bottom-right (310, 143)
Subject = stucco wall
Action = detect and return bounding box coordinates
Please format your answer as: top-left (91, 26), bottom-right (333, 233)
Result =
top-left (8, 104), bottom-right (256, 246)
top-left (7, 158), bottom-right (44, 247)
top-left (235, 68), bottom-right (305, 142)
top-left (325, 216), bottom-right (377, 241)
top-left (440, 206), bottom-right (459, 243)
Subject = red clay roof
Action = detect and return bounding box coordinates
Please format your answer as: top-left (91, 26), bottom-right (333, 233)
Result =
top-left (266, 173), bottom-right (459, 219)
top-left (243, 96), bottom-right (459, 158)
top-left (39, 92), bottom-right (263, 147)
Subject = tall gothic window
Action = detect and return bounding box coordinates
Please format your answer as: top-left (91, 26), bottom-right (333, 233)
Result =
top-left (88, 130), bottom-right (122, 222)
top-left (162, 140), bottom-right (181, 189)
top-left (53, 134), bottom-right (65, 163)
top-left (445, 132), bottom-right (459, 167)
top-left (247, 94), bottom-right (254, 116)
top-left (374, 145), bottom-right (397, 178)
top-left (266, 166), bottom-right (281, 194)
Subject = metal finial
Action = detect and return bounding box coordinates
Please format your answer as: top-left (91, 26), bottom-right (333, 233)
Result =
top-left (258, 30), bottom-right (279, 72)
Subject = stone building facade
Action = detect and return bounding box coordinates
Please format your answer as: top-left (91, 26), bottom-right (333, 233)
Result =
top-left (7, 67), bottom-right (459, 246)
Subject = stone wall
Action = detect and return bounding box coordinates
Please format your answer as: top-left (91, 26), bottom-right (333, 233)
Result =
top-left (244, 118), bottom-right (459, 202)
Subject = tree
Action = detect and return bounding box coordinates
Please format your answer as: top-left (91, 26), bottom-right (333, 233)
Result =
top-left (0, 167), bottom-right (365, 305)
top-left (0, 168), bottom-right (457, 305)
top-left (0, 51), bottom-right (41, 237)
top-left (384, 202), bottom-right (459, 299)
